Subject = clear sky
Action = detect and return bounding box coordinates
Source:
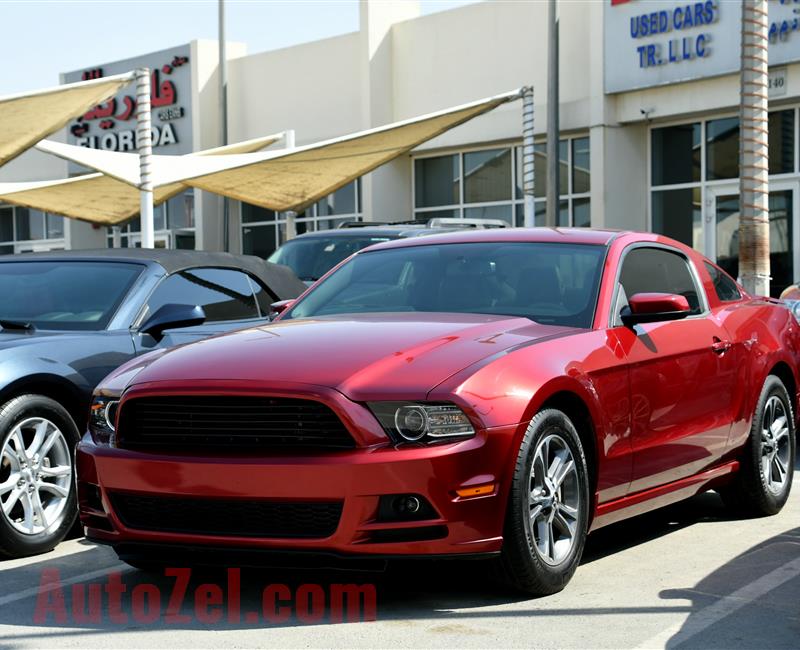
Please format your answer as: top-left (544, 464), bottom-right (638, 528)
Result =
top-left (0, 0), bottom-right (481, 95)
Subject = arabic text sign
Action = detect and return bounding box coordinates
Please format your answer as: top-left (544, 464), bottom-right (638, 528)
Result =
top-left (62, 45), bottom-right (193, 159)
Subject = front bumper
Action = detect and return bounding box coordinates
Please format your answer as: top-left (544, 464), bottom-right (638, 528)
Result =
top-left (77, 423), bottom-right (519, 559)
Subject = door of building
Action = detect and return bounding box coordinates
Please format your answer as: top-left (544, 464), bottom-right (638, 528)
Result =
top-left (706, 181), bottom-right (798, 297)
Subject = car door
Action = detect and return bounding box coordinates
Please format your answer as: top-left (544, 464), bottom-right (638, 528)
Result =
top-left (132, 267), bottom-right (271, 353)
top-left (611, 245), bottom-right (741, 494)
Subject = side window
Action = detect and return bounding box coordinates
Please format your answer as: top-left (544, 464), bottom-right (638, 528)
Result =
top-left (145, 268), bottom-right (261, 323)
top-left (618, 247), bottom-right (703, 317)
top-left (704, 262), bottom-right (742, 302)
top-left (248, 275), bottom-right (278, 317)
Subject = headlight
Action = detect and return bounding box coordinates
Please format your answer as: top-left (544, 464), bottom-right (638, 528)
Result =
top-left (89, 391), bottom-right (121, 446)
top-left (368, 402), bottom-right (475, 444)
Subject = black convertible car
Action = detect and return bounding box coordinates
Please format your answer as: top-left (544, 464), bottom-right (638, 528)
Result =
top-left (0, 249), bottom-right (305, 558)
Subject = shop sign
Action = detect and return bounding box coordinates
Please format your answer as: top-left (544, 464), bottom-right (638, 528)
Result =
top-left (61, 45), bottom-right (193, 160)
top-left (605, 0), bottom-right (800, 94)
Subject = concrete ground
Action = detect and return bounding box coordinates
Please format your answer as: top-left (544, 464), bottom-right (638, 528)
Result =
top-left (0, 456), bottom-right (798, 649)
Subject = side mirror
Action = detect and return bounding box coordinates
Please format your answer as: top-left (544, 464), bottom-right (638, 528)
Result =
top-left (269, 299), bottom-right (295, 320)
top-left (139, 303), bottom-right (206, 340)
top-left (621, 293), bottom-right (691, 326)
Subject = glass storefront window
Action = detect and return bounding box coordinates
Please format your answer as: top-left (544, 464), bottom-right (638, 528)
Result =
top-left (573, 197), bottom-right (591, 227)
top-left (651, 123), bottom-right (700, 185)
top-left (706, 117), bottom-right (739, 180)
top-left (46, 215), bottom-right (64, 239)
top-left (242, 203), bottom-right (276, 224)
top-left (463, 148), bottom-right (511, 203)
top-left (0, 207), bottom-right (13, 243)
top-left (242, 223), bottom-right (276, 259)
top-left (414, 154), bottom-right (459, 208)
top-left (317, 180), bottom-right (357, 215)
top-left (769, 110), bottom-right (795, 175)
top-left (651, 187), bottom-right (702, 250)
top-left (572, 138), bottom-right (590, 194)
top-left (464, 204), bottom-right (512, 225)
top-left (424, 137), bottom-right (590, 228)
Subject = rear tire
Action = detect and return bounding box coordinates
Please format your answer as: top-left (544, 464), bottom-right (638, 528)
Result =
top-left (0, 395), bottom-right (79, 558)
top-left (493, 409), bottom-right (590, 595)
top-left (720, 375), bottom-right (795, 516)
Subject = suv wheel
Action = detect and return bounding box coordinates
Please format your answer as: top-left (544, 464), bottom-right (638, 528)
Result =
top-left (0, 395), bottom-right (79, 558)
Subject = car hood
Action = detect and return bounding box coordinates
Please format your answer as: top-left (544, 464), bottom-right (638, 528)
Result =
top-left (128, 313), bottom-right (579, 400)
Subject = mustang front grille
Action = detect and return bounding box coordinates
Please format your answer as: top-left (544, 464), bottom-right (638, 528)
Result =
top-left (109, 492), bottom-right (343, 539)
top-left (116, 396), bottom-right (355, 451)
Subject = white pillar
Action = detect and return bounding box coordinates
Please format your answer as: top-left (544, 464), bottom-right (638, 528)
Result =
top-left (135, 67), bottom-right (155, 249)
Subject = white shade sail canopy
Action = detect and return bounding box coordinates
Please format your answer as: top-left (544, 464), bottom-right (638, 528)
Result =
top-left (0, 73), bottom-right (135, 167)
top-left (12, 89), bottom-right (521, 223)
top-left (0, 133), bottom-right (283, 225)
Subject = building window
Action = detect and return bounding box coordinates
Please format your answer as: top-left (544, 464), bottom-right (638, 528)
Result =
top-left (705, 117), bottom-right (739, 181)
top-left (770, 109), bottom-right (795, 175)
top-left (651, 123), bottom-right (700, 185)
top-left (107, 190), bottom-right (195, 249)
top-left (0, 205), bottom-right (66, 254)
top-left (414, 138), bottom-right (591, 228)
top-left (241, 179), bottom-right (362, 259)
top-left (650, 107), bottom-right (800, 297)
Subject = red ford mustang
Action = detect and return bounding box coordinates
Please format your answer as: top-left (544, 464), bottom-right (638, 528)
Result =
top-left (77, 229), bottom-right (797, 594)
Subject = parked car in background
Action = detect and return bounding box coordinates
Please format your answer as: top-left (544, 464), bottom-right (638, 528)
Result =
top-left (0, 249), bottom-right (305, 558)
top-left (79, 229), bottom-right (796, 595)
top-left (267, 217), bottom-right (509, 284)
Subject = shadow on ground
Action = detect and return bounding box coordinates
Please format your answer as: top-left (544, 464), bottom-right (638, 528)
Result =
top-left (0, 453), bottom-right (797, 645)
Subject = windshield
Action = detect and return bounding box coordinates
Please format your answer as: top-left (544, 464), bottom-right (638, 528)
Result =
top-left (284, 242), bottom-right (605, 328)
top-left (0, 261), bottom-right (143, 331)
top-left (267, 235), bottom-right (397, 282)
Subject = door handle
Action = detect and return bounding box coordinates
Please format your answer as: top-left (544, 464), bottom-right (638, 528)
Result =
top-left (711, 337), bottom-right (732, 354)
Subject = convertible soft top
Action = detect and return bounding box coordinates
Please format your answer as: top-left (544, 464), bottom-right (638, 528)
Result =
top-left (0, 248), bottom-right (307, 300)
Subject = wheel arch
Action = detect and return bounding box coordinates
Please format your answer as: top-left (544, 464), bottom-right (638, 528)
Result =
top-left (0, 374), bottom-right (87, 430)
top-left (536, 389), bottom-right (599, 514)
top-left (767, 360), bottom-right (797, 420)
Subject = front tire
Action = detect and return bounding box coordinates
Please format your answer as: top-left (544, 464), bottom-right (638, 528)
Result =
top-left (494, 409), bottom-right (590, 595)
top-left (0, 395), bottom-right (79, 558)
top-left (721, 375), bottom-right (795, 516)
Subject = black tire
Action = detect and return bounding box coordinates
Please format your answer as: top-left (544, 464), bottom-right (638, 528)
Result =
top-left (492, 409), bottom-right (590, 595)
top-left (0, 395), bottom-right (80, 558)
top-left (720, 375), bottom-right (796, 517)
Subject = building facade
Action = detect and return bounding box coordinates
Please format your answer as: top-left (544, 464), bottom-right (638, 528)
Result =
top-left (1, 0), bottom-right (799, 295)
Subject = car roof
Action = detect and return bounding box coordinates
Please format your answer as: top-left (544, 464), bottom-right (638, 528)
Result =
top-left (0, 248), bottom-right (307, 299)
top-left (358, 227), bottom-right (624, 251)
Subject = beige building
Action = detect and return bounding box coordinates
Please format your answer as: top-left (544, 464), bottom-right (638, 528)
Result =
top-left (1, 0), bottom-right (799, 295)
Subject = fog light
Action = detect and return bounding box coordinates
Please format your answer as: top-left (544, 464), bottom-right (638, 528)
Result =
top-left (394, 495), bottom-right (421, 514)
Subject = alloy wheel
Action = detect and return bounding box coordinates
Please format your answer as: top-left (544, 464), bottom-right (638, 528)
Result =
top-left (0, 417), bottom-right (72, 535)
top-left (527, 432), bottom-right (582, 566)
top-left (760, 395), bottom-right (791, 496)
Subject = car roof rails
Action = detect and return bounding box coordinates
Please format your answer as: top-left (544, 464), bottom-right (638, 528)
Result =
top-left (427, 217), bottom-right (510, 229)
top-left (337, 219), bottom-right (421, 229)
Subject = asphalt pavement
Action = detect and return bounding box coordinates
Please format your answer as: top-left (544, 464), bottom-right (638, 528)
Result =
top-left (0, 455), bottom-right (798, 649)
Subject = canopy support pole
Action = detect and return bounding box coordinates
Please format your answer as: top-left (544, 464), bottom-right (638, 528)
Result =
top-left (522, 86), bottom-right (535, 228)
top-left (135, 67), bottom-right (155, 249)
top-left (283, 129), bottom-right (298, 241)
top-left (545, 0), bottom-right (559, 228)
